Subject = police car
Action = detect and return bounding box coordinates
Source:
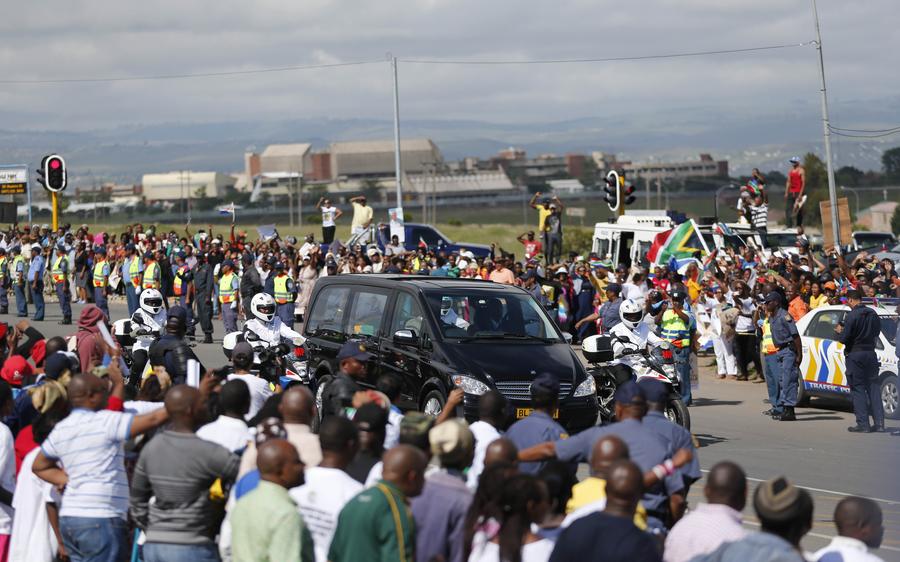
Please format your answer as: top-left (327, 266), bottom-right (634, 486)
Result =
top-left (796, 303), bottom-right (899, 419)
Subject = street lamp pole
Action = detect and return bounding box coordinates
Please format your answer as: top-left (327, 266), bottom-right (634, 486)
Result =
top-left (390, 55), bottom-right (403, 211)
top-left (714, 183), bottom-right (737, 221)
top-left (812, 0), bottom-right (841, 251)
top-left (840, 185), bottom-right (859, 219)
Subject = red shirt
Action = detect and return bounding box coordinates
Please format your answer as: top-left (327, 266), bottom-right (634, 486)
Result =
top-left (522, 240), bottom-right (542, 260)
top-left (14, 425), bottom-right (37, 476)
top-left (788, 168), bottom-right (804, 194)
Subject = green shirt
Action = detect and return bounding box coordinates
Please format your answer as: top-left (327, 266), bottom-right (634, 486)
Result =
top-left (328, 480), bottom-right (415, 562)
top-left (230, 480), bottom-right (314, 562)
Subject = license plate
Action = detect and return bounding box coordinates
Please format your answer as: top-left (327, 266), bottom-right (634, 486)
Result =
top-left (516, 408), bottom-right (559, 419)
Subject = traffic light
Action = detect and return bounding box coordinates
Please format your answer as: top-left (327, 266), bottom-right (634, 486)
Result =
top-left (622, 183), bottom-right (636, 206)
top-left (36, 154), bottom-right (67, 193)
top-left (603, 170), bottom-right (620, 212)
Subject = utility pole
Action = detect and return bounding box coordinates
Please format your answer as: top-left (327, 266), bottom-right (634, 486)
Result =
top-left (812, 0), bottom-right (840, 252)
top-left (390, 54), bottom-right (403, 210)
top-left (287, 166), bottom-right (294, 227)
top-left (187, 170), bottom-right (192, 224)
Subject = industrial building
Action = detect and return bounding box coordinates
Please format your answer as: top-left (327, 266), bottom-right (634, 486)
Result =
top-left (407, 170), bottom-right (517, 197)
top-left (141, 172), bottom-right (233, 202)
top-left (623, 153), bottom-right (729, 182)
top-left (330, 139), bottom-right (442, 179)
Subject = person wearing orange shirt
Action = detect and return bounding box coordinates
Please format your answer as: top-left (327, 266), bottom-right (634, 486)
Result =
top-left (786, 284), bottom-right (809, 322)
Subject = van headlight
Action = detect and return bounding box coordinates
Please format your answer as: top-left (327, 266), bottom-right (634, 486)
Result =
top-left (451, 375), bottom-right (490, 395)
top-left (573, 376), bottom-right (596, 397)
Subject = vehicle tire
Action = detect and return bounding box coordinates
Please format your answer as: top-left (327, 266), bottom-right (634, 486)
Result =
top-left (796, 374), bottom-right (809, 407)
top-left (881, 374), bottom-right (899, 420)
top-left (665, 394), bottom-right (691, 431)
top-left (314, 374), bottom-right (333, 423)
top-left (421, 388), bottom-right (446, 417)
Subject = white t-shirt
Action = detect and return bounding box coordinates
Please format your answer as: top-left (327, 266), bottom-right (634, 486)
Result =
top-left (10, 448), bottom-right (61, 561)
top-left (384, 407), bottom-right (404, 450)
top-left (197, 415), bottom-right (252, 453)
top-left (321, 207), bottom-right (338, 228)
top-left (40, 408), bottom-right (134, 519)
top-left (734, 297), bottom-right (755, 333)
top-left (467, 421), bottom-right (502, 490)
top-left (227, 373), bottom-right (274, 420)
top-left (290, 467), bottom-right (363, 562)
top-left (467, 538), bottom-right (555, 562)
top-left (0, 423), bottom-right (15, 533)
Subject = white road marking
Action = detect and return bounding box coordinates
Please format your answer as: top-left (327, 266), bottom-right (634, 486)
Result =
top-left (700, 469), bottom-right (900, 506)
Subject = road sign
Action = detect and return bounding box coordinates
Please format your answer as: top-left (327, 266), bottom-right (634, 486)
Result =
top-left (0, 167), bottom-right (27, 195)
top-left (565, 207), bottom-right (586, 218)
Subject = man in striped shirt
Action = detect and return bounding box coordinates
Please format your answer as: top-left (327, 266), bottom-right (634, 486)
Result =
top-left (749, 195), bottom-right (769, 247)
top-left (32, 369), bottom-right (169, 562)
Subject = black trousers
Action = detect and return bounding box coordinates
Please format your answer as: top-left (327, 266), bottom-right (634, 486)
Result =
top-left (322, 225), bottom-right (336, 244)
top-left (734, 332), bottom-right (762, 378)
top-left (196, 292), bottom-right (214, 335)
top-left (846, 351), bottom-right (884, 428)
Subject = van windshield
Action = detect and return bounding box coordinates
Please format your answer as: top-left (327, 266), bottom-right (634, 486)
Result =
top-left (423, 289), bottom-right (563, 342)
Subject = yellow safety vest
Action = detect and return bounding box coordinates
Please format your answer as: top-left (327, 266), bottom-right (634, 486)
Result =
top-left (0, 256), bottom-right (6, 280)
top-left (218, 272), bottom-right (237, 304)
top-left (143, 261), bottom-right (160, 290)
top-left (173, 265), bottom-right (188, 296)
top-left (273, 275), bottom-right (291, 304)
top-left (761, 319), bottom-right (777, 355)
top-left (92, 260), bottom-right (108, 288)
top-left (52, 255), bottom-right (67, 284)
top-left (660, 309), bottom-right (690, 348)
top-left (12, 255), bottom-right (24, 282)
top-left (129, 257), bottom-right (142, 288)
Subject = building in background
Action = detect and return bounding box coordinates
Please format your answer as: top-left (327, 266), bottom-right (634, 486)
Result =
top-left (407, 170), bottom-right (517, 199)
top-left (856, 201), bottom-right (898, 232)
top-left (623, 153), bottom-right (729, 183)
top-left (141, 171), bottom-right (233, 202)
top-left (330, 139), bottom-right (442, 179)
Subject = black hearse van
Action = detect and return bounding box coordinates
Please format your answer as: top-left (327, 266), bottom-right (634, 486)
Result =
top-left (303, 275), bottom-right (598, 431)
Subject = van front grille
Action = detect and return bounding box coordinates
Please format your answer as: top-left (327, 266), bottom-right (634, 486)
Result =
top-left (494, 380), bottom-right (572, 401)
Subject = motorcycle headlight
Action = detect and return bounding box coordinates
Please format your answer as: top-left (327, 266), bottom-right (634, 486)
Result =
top-left (451, 375), bottom-right (490, 395)
top-left (573, 376), bottom-right (596, 397)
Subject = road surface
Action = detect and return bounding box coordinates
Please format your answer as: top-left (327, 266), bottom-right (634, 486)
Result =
top-left (8, 299), bottom-right (900, 559)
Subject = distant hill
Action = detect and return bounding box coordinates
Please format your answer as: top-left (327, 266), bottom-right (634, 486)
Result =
top-left (1, 99), bottom-right (896, 184)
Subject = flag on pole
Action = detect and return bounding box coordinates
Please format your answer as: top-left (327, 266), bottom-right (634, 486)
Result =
top-left (218, 202), bottom-right (236, 222)
top-left (647, 220), bottom-right (709, 266)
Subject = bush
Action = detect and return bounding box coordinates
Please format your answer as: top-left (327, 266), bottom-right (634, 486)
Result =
top-left (306, 214), bottom-right (322, 225)
top-left (562, 228), bottom-right (593, 256)
top-left (447, 219), bottom-right (463, 227)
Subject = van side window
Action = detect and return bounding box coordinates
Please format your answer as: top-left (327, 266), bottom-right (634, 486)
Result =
top-left (305, 286), bottom-right (351, 339)
top-left (347, 289), bottom-right (389, 337)
top-left (804, 310), bottom-right (845, 340)
top-left (390, 293), bottom-right (426, 337)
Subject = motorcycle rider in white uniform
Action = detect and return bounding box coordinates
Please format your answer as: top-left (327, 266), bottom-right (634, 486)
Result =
top-left (243, 293), bottom-right (305, 355)
top-left (131, 288), bottom-right (168, 379)
top-left (606, 298), bottom-right (664, 384)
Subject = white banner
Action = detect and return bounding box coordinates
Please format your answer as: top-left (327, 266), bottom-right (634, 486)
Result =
top-left (0, 168), bottom-right (26, 184)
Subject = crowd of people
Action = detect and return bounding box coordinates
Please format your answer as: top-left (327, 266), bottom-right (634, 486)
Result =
top-left (0, 175), bottom-right (894, 561)
top-left (0, 332), bottom-right (888, 562)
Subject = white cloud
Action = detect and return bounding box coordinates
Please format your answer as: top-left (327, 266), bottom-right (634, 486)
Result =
top-left (0, 0), bottom-right (896, 133)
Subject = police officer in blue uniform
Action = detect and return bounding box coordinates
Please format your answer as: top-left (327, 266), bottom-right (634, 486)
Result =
top-left (836, 289), bottom-right (885, 433)
top-left (504, 372), bottom-right (568, 475)
top-left (518, 382), bottom-right (687, 530)
top-left (599, 283), bottom-right (623, 333)
top-left (766, 292), bottom-right (801, 422)
top-left (637, 378), bottom-right (701, 489)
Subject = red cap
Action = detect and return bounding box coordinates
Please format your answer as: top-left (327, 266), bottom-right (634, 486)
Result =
top-left (31, 339), bottom-right (47, 366)
top-left (1, 355), bottom-right (33, 387)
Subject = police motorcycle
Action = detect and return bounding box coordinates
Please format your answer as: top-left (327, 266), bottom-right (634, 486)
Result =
top-left (112, 289), bottom-right (168, 380)
top-left (222, 293), bottom-right (309, 389)
top-left (581, 299), bottom-right (691, 430)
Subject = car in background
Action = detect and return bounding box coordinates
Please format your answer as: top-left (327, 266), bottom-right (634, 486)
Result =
top-left (369, 222), bottom-right (492, 258)
top-left (849, 231), bottom-right (898, 252)
top-left (302, 275), bottom-right (598, 431)
top-left (796, 303), bottom-right (899, 419)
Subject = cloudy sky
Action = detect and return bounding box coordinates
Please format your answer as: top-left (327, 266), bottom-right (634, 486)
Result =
top-left (0, 0), bottom-right (897, 138)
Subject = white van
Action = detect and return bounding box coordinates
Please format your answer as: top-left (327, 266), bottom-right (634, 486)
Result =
top-left (591, 212), bottom-right (674, 270)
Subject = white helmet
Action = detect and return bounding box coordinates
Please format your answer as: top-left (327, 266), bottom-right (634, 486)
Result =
top-left (251, 293), bottom-right (276, 323)
top-left (619, 298), bottom-right (645, 330)
top-left (139, 289), bottom-right (164, 315)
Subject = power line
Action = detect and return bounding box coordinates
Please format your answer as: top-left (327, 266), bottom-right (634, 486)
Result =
top-left (0, 41), bottom-right (813, 84)
top-left (828, 124), bottom-right (900, 134)
top-left (398, 41), bottom-right (813, 65)
top-left (0, 59), bottom-right (384, 85)
top-left (828, 128), bottom-right (900, 139)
